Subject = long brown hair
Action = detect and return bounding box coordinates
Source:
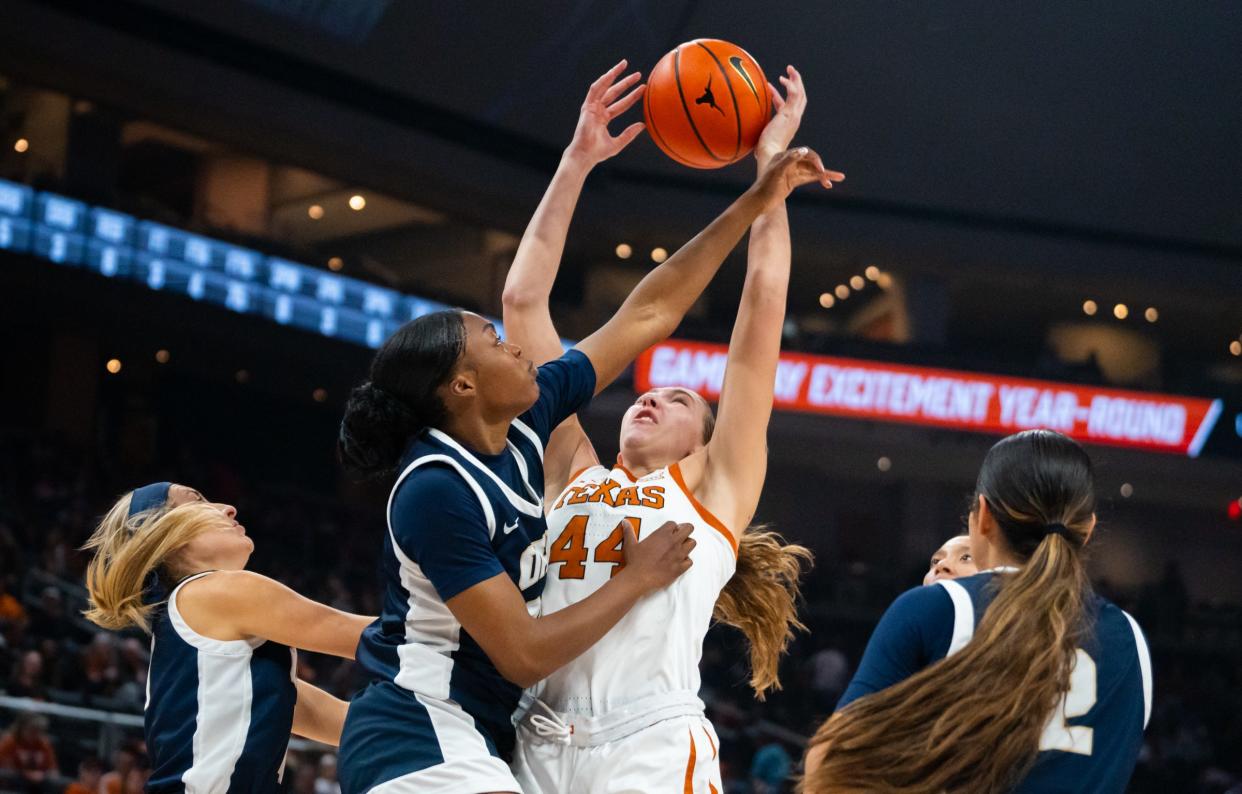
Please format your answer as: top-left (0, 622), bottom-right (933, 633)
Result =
top-left (83, 494), bottom-right (221, 632)
top-left (801, 429), bottom-right (1096, 793)
top-left (694, 399), bottom-right (815, 699)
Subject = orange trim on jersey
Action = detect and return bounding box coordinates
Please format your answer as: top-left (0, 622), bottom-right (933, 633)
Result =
top-left (613, 455), bottom-right (639, 483)
top-left (702, 727), bottom-right (717, 760)
top-left (683, 728), bottom-right (697, 793)
top-left (669, 462), bottom-right (738, 557)
top-left (566, 466), bottom-right (592, 485)
top-left (709, 784), bottom-right (719, 794)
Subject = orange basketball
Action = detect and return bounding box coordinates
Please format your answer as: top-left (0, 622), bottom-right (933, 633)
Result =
top-left (643, 39), bottom-right (771, 169)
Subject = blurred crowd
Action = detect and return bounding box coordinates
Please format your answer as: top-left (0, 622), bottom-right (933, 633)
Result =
top-left (2, 434), bottom-right (1240, 793)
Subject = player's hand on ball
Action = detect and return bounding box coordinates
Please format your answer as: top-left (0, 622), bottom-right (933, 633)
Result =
top-left (622, 519), bottom-right (695, 591)
top-left (756, 65), bottom-right (808, 169)
top-left (754, 146), bottom-right (844, 209)
top-left (566, 59), bottom-right (646, 166)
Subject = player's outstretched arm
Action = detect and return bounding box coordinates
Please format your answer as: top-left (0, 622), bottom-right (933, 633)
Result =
top-left (575, 146), bottom-right (841, 395)
top-left (502, 58), bottom-right (645, 367)
top-left (447, 520), bottom-right (694, 688)
top-left (175, 571), bottom-right (375, 660)
top-left (292, 679), bottom-right (349, 746)
top-left (700, 67), bottom-right (843, 534)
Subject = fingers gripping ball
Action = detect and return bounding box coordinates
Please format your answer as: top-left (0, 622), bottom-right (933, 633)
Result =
top-left (643, 39), bottom-right (771, 169)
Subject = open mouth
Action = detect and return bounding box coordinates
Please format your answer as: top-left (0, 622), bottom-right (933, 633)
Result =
top-left (634, 409), bottom-right (657, 424)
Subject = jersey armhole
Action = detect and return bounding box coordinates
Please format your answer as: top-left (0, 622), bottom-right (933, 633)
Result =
top-left (168, 573), bottom-right (264, 656)
top-left (669, 461), bottom-right (738, 558)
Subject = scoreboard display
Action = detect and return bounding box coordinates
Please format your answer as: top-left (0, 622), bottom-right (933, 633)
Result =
top-left (0, 178), bottom-right (458, 350)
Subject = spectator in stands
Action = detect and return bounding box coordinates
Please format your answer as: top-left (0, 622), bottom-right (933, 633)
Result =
top-left (0, 712), bottom-right (59, 789)
top-left (97, 743), bottom-right (138, 794)
top-left (805, 636), bottom-right (850, 714)
top-left (0, 575), bottom-right (26, 632)
top-left (7, 650), bottom-right (47, 700)
top-left (315, 753), bottom-right (341, 794)
top-left (750, 738), bottom-right (794, 794)
top-left (26, 588), bottom-right (83, 648)
top-left (63, 756), bottom-right (102, 794)
top-left (80, 633), bottom-right (120, 700)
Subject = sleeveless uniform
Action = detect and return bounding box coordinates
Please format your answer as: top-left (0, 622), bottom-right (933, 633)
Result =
top-left (145, 571), bottom-right (297, 793)
top-left (512, 461), bottom-right (737, 794)
top-left (338, 349), bottom-right (595, 794)
top-left (838, 569), bottom-right (1153, 793)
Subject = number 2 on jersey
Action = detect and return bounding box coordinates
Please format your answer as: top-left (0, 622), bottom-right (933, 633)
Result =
top-left (549, 515), bottom-right (634, 579)
top-left (1038, 648), bottom-right (1097, 755)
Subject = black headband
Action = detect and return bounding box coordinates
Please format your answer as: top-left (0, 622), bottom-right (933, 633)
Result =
top-left (1044, 522), bottom-right (1073, 540)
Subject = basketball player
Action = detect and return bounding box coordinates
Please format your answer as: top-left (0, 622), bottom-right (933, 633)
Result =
top-left (802, 430), bottom-right (1152, 794)
top-left (82, 482), bottom-right (373, 792)
top-left (922, 534), bottom-right (977, 585)
top-left (333, 60), bottom-right (836, 793)
top-left (501, 65), bottom-right (837, 793)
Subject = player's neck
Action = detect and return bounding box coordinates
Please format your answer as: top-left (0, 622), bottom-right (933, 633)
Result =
top-left (439, 412), bottom-right (510, 456)
top-left (616, 451), bottom-right (672, 480)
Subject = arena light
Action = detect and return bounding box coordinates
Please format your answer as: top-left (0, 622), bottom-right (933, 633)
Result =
top-left (865, 265), bottom-right (880, 281)
top-left (877, 273), bottom-right (893, 290)
top-left (1144, 307), bottom-right (1158, 323)
top-left (834, 284), bottom-right (850, 300)
top-left (850, 275), bottom-right (865, 290)
top-left (877, 456), bottom-right (892, 472)
top-left (1231, 341), bottom-right (1241, 357)
top-left (105, 358), bottom-right (122, 374)
top-left (1114, 303), bottom-right (1129, 320)
top-left (615, 243), bottom-right (632, 259)
top-left (13, 138), bottom-right (28, 154)
top-left (1082, 300), bottom-right (1097, 316)
top-left (651, 247), bottom-right (668, 263)
top-left (327, 257), bottom-right (344, 272)
top-left (307, 204), bottom-right (324, 220)
top-left (819, 292), bottom-right (835, 308)
top-left (155, 349), bottom-right (170, 364)
top-left (1120, 483), bottom-right (1133, 498)
top-left (312, 388), bottom-right (328, 402)
top-left (349, 195), bottom-right (366, 211)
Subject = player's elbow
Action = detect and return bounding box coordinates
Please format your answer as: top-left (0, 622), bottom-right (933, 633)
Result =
top-left (501, 284), bottom-right (543, 314)
top-left (495, 652), bottom-right (544, 689)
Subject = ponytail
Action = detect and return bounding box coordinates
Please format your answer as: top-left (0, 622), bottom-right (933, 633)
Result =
top-left (801, 430), bottom-right (1096, 794)
top-left (82, 496), bottom-right (223, 632)
top-left (713, 527), bottom-right (813, 699)
top-left (338, 310), bottom-right (466, 478)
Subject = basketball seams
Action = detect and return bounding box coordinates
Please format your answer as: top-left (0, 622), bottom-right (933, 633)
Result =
top-left (643, 72), bottom-right (699, 169)
top-left (695, 41), bottom-right (743, 161)
top-left (673, 45), bottom-right (727, 164)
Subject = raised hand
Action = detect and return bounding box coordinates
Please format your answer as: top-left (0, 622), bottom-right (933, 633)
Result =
top-left (753, 146), bottom-right (846, 210)
top-left (565, 59), bottom-right (647, 167)
top-left (756, 65), bottom-right (809, 169)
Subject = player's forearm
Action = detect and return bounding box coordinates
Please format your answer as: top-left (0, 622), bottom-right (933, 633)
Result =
top-left (510, 571), bottom-right (649, 687)
top-left (292, 679), bottom-right (348, 746)
top-left (742, 203), bottom-right (791, 305)
top-left (502, 153), bottom-right (592, 309)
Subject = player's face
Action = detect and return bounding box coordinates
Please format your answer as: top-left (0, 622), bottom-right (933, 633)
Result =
top-left (923, 535), bottom-right (977, 585)
top-left (166, 485), bottom-right (255, 570)
top-left (456, 312), bottom-right (539, 417)
top-left (619, 388), bottom-right (709, 464)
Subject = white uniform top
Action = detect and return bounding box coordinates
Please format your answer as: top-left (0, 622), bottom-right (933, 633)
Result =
top-left (529, 461), bottom-right (738, 719)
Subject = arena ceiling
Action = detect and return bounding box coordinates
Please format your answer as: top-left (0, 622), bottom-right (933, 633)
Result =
top-left (3, 0), bottom-right (1242, 323)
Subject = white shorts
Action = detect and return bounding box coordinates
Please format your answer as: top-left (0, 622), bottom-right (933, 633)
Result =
top-left (512, 714), bottom-right (723, 794)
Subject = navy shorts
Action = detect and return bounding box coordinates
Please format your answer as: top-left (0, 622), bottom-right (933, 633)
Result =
top-left (338, 681), bottom-right (521, 794)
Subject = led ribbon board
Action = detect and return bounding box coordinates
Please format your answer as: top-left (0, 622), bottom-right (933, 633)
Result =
top-left (635, 339), bottom-right (1223, 457)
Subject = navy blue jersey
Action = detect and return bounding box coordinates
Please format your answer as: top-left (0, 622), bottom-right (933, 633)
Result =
top-left (838, 570), bottom-right (1152, 794)
top-left (355, 349), bottom-right (596, 757)
top-left (145, 572), bottom-right (297, 793)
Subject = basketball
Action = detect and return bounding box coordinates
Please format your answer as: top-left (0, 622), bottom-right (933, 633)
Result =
top-left (643, 39), bottom-right (771, 169)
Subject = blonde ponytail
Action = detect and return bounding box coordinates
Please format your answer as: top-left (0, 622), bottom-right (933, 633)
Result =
top-left (82, 496), bottom-right (220, 632)
top-left (713, 527), bottom-right (813, 699)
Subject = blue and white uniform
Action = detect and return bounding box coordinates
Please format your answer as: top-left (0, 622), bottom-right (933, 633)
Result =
top-left (145, 571), bottom-right (297, 793)
top-left (339, 349), bottom-right (596, 794)
top-left (839, 569), bottom-right (1153, 794)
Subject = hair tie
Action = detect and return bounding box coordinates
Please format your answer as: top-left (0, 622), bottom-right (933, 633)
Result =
top-left (1044, 522), bottom-right (1073, 540)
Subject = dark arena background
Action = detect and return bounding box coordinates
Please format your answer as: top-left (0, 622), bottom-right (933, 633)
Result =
top-left (1, 1), bottom-right (1241, 792)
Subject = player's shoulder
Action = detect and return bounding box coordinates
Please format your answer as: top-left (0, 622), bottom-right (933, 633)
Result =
top-left (887, 581), bottom-right (959, 626)
top-left (390, 462), bottom-right (488, 527)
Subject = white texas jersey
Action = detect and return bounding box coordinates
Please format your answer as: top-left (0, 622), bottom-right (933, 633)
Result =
top-left (529, 461), bottom-right (737, 717)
